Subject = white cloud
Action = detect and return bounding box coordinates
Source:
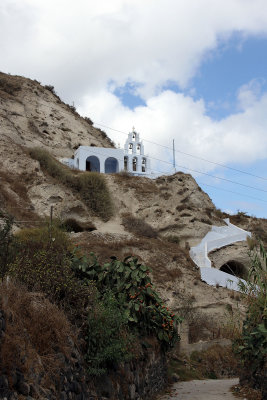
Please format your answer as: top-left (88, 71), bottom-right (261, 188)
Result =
top-left (1, 0), bottom-right (267, 100)
top-left (79, 88), bottom-right (267, 173)
top-left (237, 78), bottom-right (265, 110)
top-left (1, 0), bottom-right (267, 177)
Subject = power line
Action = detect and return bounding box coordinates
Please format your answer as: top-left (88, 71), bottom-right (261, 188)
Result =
top-left (93, 122), bottom-right (267, 182)
top-left (197, 182), bottom-right (267, 203)
top-left (77, 146), bottom-right (267, 196)
top-left (71, 146), bottom-right (267, 203)
top-left (8, 97), bottom-right (266, 182)
top-left (3, 100), bottom-right (267, 203)
top-left (130, 151), bottom-right (267, 194)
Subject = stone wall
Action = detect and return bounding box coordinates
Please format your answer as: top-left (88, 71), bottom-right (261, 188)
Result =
top-left (93, 341), bottom-right (167, 399)
top-left (0, 310), bottom-right (167, 400)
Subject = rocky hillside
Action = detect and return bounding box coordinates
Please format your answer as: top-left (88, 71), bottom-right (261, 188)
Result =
top-left (0, 71), bottom-right (266, 345)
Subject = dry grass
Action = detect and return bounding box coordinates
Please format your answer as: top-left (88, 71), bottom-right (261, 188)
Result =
top-left (169, 345), bottom-right (239, 381)
top-left (75, 233), bottom-right (194, 285)
top-left (62, 218), bottom-right (96, 233)
top-left (190, 345), bottom-right (239, 378)
top-left (231, 384), bottom-right (262, 400)
top-left (164, 235), bottom-right (180, 244)
top-left (0, 282), bottom-right (74, 387)
top-left (0, 73), bottom-right (22, 97)
top-left (250, 221), bottom-right (267, 245)
top-left (121, 213), bottom-right (158, 238)
top-left (29, 148), bottom-right (113, 220)
top-left (246, 236), bottom-right (258, 250)
top-left (114, 174), bottom-right (159, 199)
top-left (214, 208), bottom-right (226, 219)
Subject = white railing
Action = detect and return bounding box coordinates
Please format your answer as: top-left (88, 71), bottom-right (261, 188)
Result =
top-left (206, 232), bottom-right (249, 253)
top-left (190, 219), bottom-right (251, 269)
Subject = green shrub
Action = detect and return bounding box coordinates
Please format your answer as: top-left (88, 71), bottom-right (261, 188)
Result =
top-left (0, 213), bottom-right (17, 280)
top-left (234, 243), bottom-right (267, 376)
top-left (9, 226), bottom-right (88, 311)
top-left (72, 254), bottom-right (182, 349)
top-left (86, 291), bottom-right (134, 375)
top-left (78, 173), bottom-right (113, 221)
top-left (29, 148), bottom-right (74, 186)
top-left (29, 148), bottom-right (113, 220)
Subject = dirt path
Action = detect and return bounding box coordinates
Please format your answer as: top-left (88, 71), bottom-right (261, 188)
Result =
top-left (159, 378), bottom-right (239, 399)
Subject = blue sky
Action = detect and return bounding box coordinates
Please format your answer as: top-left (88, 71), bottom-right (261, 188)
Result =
top-left (0, 0), bottom-right (267, 217)
top-left (179, 35), bottom-right (267, 218)
top-left (106, 34), bottom-right (267, 218)
top-left (191, 34), bottom-right (267, 120)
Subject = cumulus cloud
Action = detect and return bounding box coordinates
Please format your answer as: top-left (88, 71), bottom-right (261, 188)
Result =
top-left (79, 88), bottom-right (267, 173)
top-left (237, 78), bottom-right (265, 109)
top-left (1, 0), bottom-right (267, 176)
top-left (1, 0), bottom-right (267, 99)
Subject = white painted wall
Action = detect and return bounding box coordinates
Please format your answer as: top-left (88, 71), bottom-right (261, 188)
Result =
top-left (60, 158), bottom-right (75, 168)
top-left (190, 219), bottom-right (251, 270)
top-left (124, 131), bottom-right (151, 175)
top-left (74, 146), bottom-right (124, 173)
top-left (189, 219), bottom-right (251, 291)
top-left (63, 129), bottom-right (152, 176)
top-left (200, 267), bottom-right (245, 292)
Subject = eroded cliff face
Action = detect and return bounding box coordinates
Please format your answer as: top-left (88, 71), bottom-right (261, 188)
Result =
top-left (0, 71), bottom-right (114, 224)
top-left (0, 72), bottom-right (265, 345)
top-left (0, 72), bottom-right (221, 238)
top-left (0, 72), bottom-right (113, 155)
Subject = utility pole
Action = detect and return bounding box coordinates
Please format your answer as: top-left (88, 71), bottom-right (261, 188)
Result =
top-left (49, 205), bottom-right (53, 243)
top-left (173, 139), bottom-right (176, 172)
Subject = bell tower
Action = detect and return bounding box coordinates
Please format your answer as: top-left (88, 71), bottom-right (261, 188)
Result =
top-left (124, 128), bottom-right (150, 174)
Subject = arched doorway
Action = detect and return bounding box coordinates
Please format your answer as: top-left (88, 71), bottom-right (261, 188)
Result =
top-left (86, 156), bottom-right (100, 172)
top-left (105, 157), bottom-right (119, 173)
top-left (220, 260), bottom-right (247, 280)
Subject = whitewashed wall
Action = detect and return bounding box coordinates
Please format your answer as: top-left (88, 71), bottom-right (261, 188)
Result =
top-left (74, 146), bottom-right (124, 173)
top-left (200, 267), bottom-right (245, 292)
top-left (189, 219), bottom-right (251, 291)
top-left (190, 219), bottom-right (251, 270)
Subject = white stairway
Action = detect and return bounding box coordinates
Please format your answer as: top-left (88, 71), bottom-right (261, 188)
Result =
top-left (190, 218), bottom-right (251, 291)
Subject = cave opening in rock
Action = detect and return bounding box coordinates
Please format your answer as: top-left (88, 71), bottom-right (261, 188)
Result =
top-left (220, 260), bottom-right (247, 280)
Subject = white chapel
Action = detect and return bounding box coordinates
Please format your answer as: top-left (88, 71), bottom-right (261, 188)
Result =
top-left (62, 128), bottom-right (151, 176)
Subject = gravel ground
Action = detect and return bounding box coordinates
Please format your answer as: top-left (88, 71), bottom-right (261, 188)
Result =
top-left (159, 378), bottom-right (239, 400)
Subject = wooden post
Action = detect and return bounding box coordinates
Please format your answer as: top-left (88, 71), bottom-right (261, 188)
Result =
top-left (49, 205), bottom-right (53, 243)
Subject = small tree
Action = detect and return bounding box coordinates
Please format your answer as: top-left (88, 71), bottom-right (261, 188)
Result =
top-left (72, 254), bottom-right (182, 349)
top-left (234, 243), bottom-right (267, 394)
